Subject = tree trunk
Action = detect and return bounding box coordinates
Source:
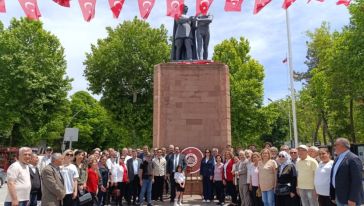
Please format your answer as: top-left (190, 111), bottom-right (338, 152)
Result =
top-left (321, 110), bottom-right (334, 146)
top-left (313, 116), bottom-right (321, 144)
top-left (322, 121), bottom-right (327, 146)
top-left (349, 98), bottom-right (356, 143)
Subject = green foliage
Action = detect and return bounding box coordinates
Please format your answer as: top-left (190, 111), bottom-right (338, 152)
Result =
top-left (213, 37), bottom-right (266, 147)
top-left (84, 17), bottom-right (170, 147)
top-left (0, 18), bottom-right (72, 146)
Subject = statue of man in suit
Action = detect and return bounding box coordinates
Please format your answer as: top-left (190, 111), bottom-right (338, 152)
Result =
top-left (196, 13), bottom-right (213, 60)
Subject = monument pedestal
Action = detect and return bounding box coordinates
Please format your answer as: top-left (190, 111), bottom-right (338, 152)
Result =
top-left (153, 62), bottom-right (231, 150)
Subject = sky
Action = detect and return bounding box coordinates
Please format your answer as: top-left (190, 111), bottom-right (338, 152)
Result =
top-left (0, 0), bottom-right (351, 104)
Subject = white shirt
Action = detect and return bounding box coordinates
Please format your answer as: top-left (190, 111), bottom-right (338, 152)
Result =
top-left (106, 158), bottom-right (117, 170)
top-left (60, 164), bottom-right (79, 194)
top-left (5, 161), bottom-right (31, 202)
top-left (111, 164), bottom-right (126, 183)
top-left (173, 154), bottom-right (180, 172)
top-left (38, 155), bottom-right (51, 173)
top-left (125, 155), bottom-right (132, 163)
top-left (174, 172), bottom-right (185, 184)
top-left (29, 164), bottom-right (37, 174)
top-left (246, 161), bottom-right (253, 184)
top-left (314, 160), bottom-right (333, 196)
top-left (223, 159), bottom-right (230, 179)
top-left (133, 159), bottom-right (139, 175)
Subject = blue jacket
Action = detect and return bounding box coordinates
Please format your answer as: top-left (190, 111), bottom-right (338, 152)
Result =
top-left (200, 157), bottom-right (215, 177)
top-left (330, 151), bottom-right (364, 204)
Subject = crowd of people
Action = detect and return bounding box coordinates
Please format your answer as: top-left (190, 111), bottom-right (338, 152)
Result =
top-left (3, 137), bottom-right (364, 206)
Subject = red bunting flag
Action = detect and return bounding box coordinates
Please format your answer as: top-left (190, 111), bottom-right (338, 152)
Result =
top-left (336, 0), bottom-right (350, 6)
top-left (282, 0), bottom-right (296, 9)
top-left (18, 0), bottom-right (41, 20)
top-left (138, 0), bottom-right (156, 19)
top-left (53, 0), bottom-right (70, 7)
top-left (0, 0), bottom-right (5, 13)
top-left (253, 0), bottom-right (271, 14)
top-left (79, 0), bottom-right (96, 22)
top-left (166, 0), bottom-right (184, 19)
top-left (108, 0), bottom-right (125, 18)
top-left (224, 0), bottom-right (243, 12)
top-left (196, 0), bottom-right (213, 15)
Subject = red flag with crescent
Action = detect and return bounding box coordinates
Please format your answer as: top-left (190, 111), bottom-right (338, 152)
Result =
top-left (166, 0), bottom-right (184, 19)
top-left (138, 0), bottom-right (155, 20)
top-left (282, 0), bottom-right (296, 9)
top-left (53, 0), bottom-right (70, 7)
top-left (224, 0), bottom-right (243, 12)
top-left (78, 0), bottom-right (96, 22)
top-left (253, 0), bottom-right (271, 14)
top-left (108, 0), bottom-right (125, 18)
top-left (196, 0), bottom-right (213, 15)
top-left (336, 0), bottom-right (350, 6)
top-left (18, 0), bottom-right (41, 20)
top-left (0, 0), bottom-right (5, 13)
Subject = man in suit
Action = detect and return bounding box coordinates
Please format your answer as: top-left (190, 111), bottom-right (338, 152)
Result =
top-left (41, 153), bottom-right (66, 206)
top-left (29, 154), bottom-right (42, 206)
top-left (126, 149), bottom-right (142, 205)
top-left (166, 146), bottom-right (186, 202)
top-left (152, 148), bottom-right (167, 202)
top-left (330, 138), bottom-right (364, 206)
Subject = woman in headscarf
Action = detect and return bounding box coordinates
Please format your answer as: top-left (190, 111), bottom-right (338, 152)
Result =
top-left (275, 151), bottom-right (297, 206)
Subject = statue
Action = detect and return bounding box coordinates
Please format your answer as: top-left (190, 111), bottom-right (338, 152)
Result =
top-left (196, 13), bottom-right (213, 60)
top-left (171, 5), bottom-right (197, 61)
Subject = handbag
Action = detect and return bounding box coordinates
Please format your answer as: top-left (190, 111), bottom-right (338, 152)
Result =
top-left (78, 192), bottom-right (93, 205)
top-left (256, 188), bottom-right (262, 197)
top-left (275, 183), bottom-right (291, 196)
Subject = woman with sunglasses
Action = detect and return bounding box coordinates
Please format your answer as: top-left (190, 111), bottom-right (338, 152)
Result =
top-left (98, 155), bottom-right (109, 206)
top-left (314, 148), bottom-right (334, 206)
top-left (61, 149), bottom-right (79, 206)
top-left (200, 149), bottom-right (215, 202)
top-left (213, 154), bottom-right (225, 205)
top-left (249, 152), bottom-right (263, 206)
top-left (276, 151), bottom-right (297, 206)
top-left (110, 155), bottom-right (129, 206)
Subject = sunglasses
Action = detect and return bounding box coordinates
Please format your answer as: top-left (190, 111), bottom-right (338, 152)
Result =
top-left (290, 152), bottom-right (297, 154)
top-left (66, 153), bottom-right (74, 157)
top-left (278, 155), bottom-right (285, 158)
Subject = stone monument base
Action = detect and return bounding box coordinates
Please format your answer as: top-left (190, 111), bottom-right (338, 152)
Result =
top-left (153, 62), bottom-right (231, 150)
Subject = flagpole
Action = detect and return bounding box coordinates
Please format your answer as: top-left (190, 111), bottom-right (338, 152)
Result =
top-left (285, 9), bottom-right (299, 148)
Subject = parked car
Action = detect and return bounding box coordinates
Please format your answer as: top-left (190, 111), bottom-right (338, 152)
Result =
top-left (0, 168), bottom-right (6, 188)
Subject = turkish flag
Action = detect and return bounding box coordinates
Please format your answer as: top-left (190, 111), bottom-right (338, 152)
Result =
top-left (18, 0), bottom-right (41, 20)
top-left (253, 0), bottom-right (271, 14)
top-left (138, 0), bottom-right (155, 19)
top-left (336, 0), bottom-right (350, 6)
top-left (53, 0), bottom-right (70, 7)
top-left (166, 0), bottom-right (184, 19)
top-left (0, 0), bottom-right (5, 13)
top-left (196, 0), bottom-right (213, 15)
top-left (224, 0), bottom-right (243, 12)
top-left (108, 0), bottom-right (125, 18)
top-left (282, 0), bottom-right (296, 9)
top-left (79, 0), bottom-right (96, 22)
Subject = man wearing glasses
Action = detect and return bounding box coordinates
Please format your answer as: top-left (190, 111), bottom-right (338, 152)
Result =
top-left (289, 148), bottom-right (299, 164)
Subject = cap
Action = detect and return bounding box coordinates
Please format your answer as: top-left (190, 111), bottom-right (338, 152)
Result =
top-left (297, 145), bottom-right (308, 151)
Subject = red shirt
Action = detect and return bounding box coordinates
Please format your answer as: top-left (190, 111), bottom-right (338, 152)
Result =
top-left (224, 159), bottom-right (234, 182)
top-left (120, 163), bottom-right (128, 183)
top-left (87, 168), bottom-right (99, 193)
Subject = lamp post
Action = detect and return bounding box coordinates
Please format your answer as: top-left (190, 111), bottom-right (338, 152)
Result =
top-left (64, 107), bottom-right (84, 150)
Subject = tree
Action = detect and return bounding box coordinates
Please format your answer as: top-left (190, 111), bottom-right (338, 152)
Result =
top-left (212, 37), bottom-right (266, 146)
top-left (0, 18), bottom-right (72, 146)
top-left (67, 91), bottom-right (119, 151)
top-left (84, 18), bottom-right (170, 146)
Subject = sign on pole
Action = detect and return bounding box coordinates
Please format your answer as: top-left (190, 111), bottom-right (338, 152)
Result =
top-left (64, 128), bottom-right (79, 142)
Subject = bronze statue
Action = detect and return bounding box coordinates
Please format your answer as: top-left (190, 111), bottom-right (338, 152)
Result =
top-left (196, 13), bottom-right (213, 60)
top-left (171, 5), bottom-right (197, 61)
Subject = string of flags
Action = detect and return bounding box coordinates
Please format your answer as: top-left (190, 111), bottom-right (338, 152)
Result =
top-left (0, 0), bottom-right (351, 22)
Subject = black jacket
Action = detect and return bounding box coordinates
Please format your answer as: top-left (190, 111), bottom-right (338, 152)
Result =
top-left (29, 166), bottom-right (42, 199)
top-left (166, 153), bottom-right (186, 174)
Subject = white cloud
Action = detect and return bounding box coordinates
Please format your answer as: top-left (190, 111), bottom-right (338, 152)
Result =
top-left (0, 0), bottom-right (350, 101)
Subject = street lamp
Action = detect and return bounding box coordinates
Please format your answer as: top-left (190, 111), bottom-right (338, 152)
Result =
top-left (63, 107), bottom-right (84, 150)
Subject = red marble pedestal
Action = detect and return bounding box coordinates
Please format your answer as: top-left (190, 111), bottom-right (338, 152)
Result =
top-left (153, 62), bottom-right (231, 150)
